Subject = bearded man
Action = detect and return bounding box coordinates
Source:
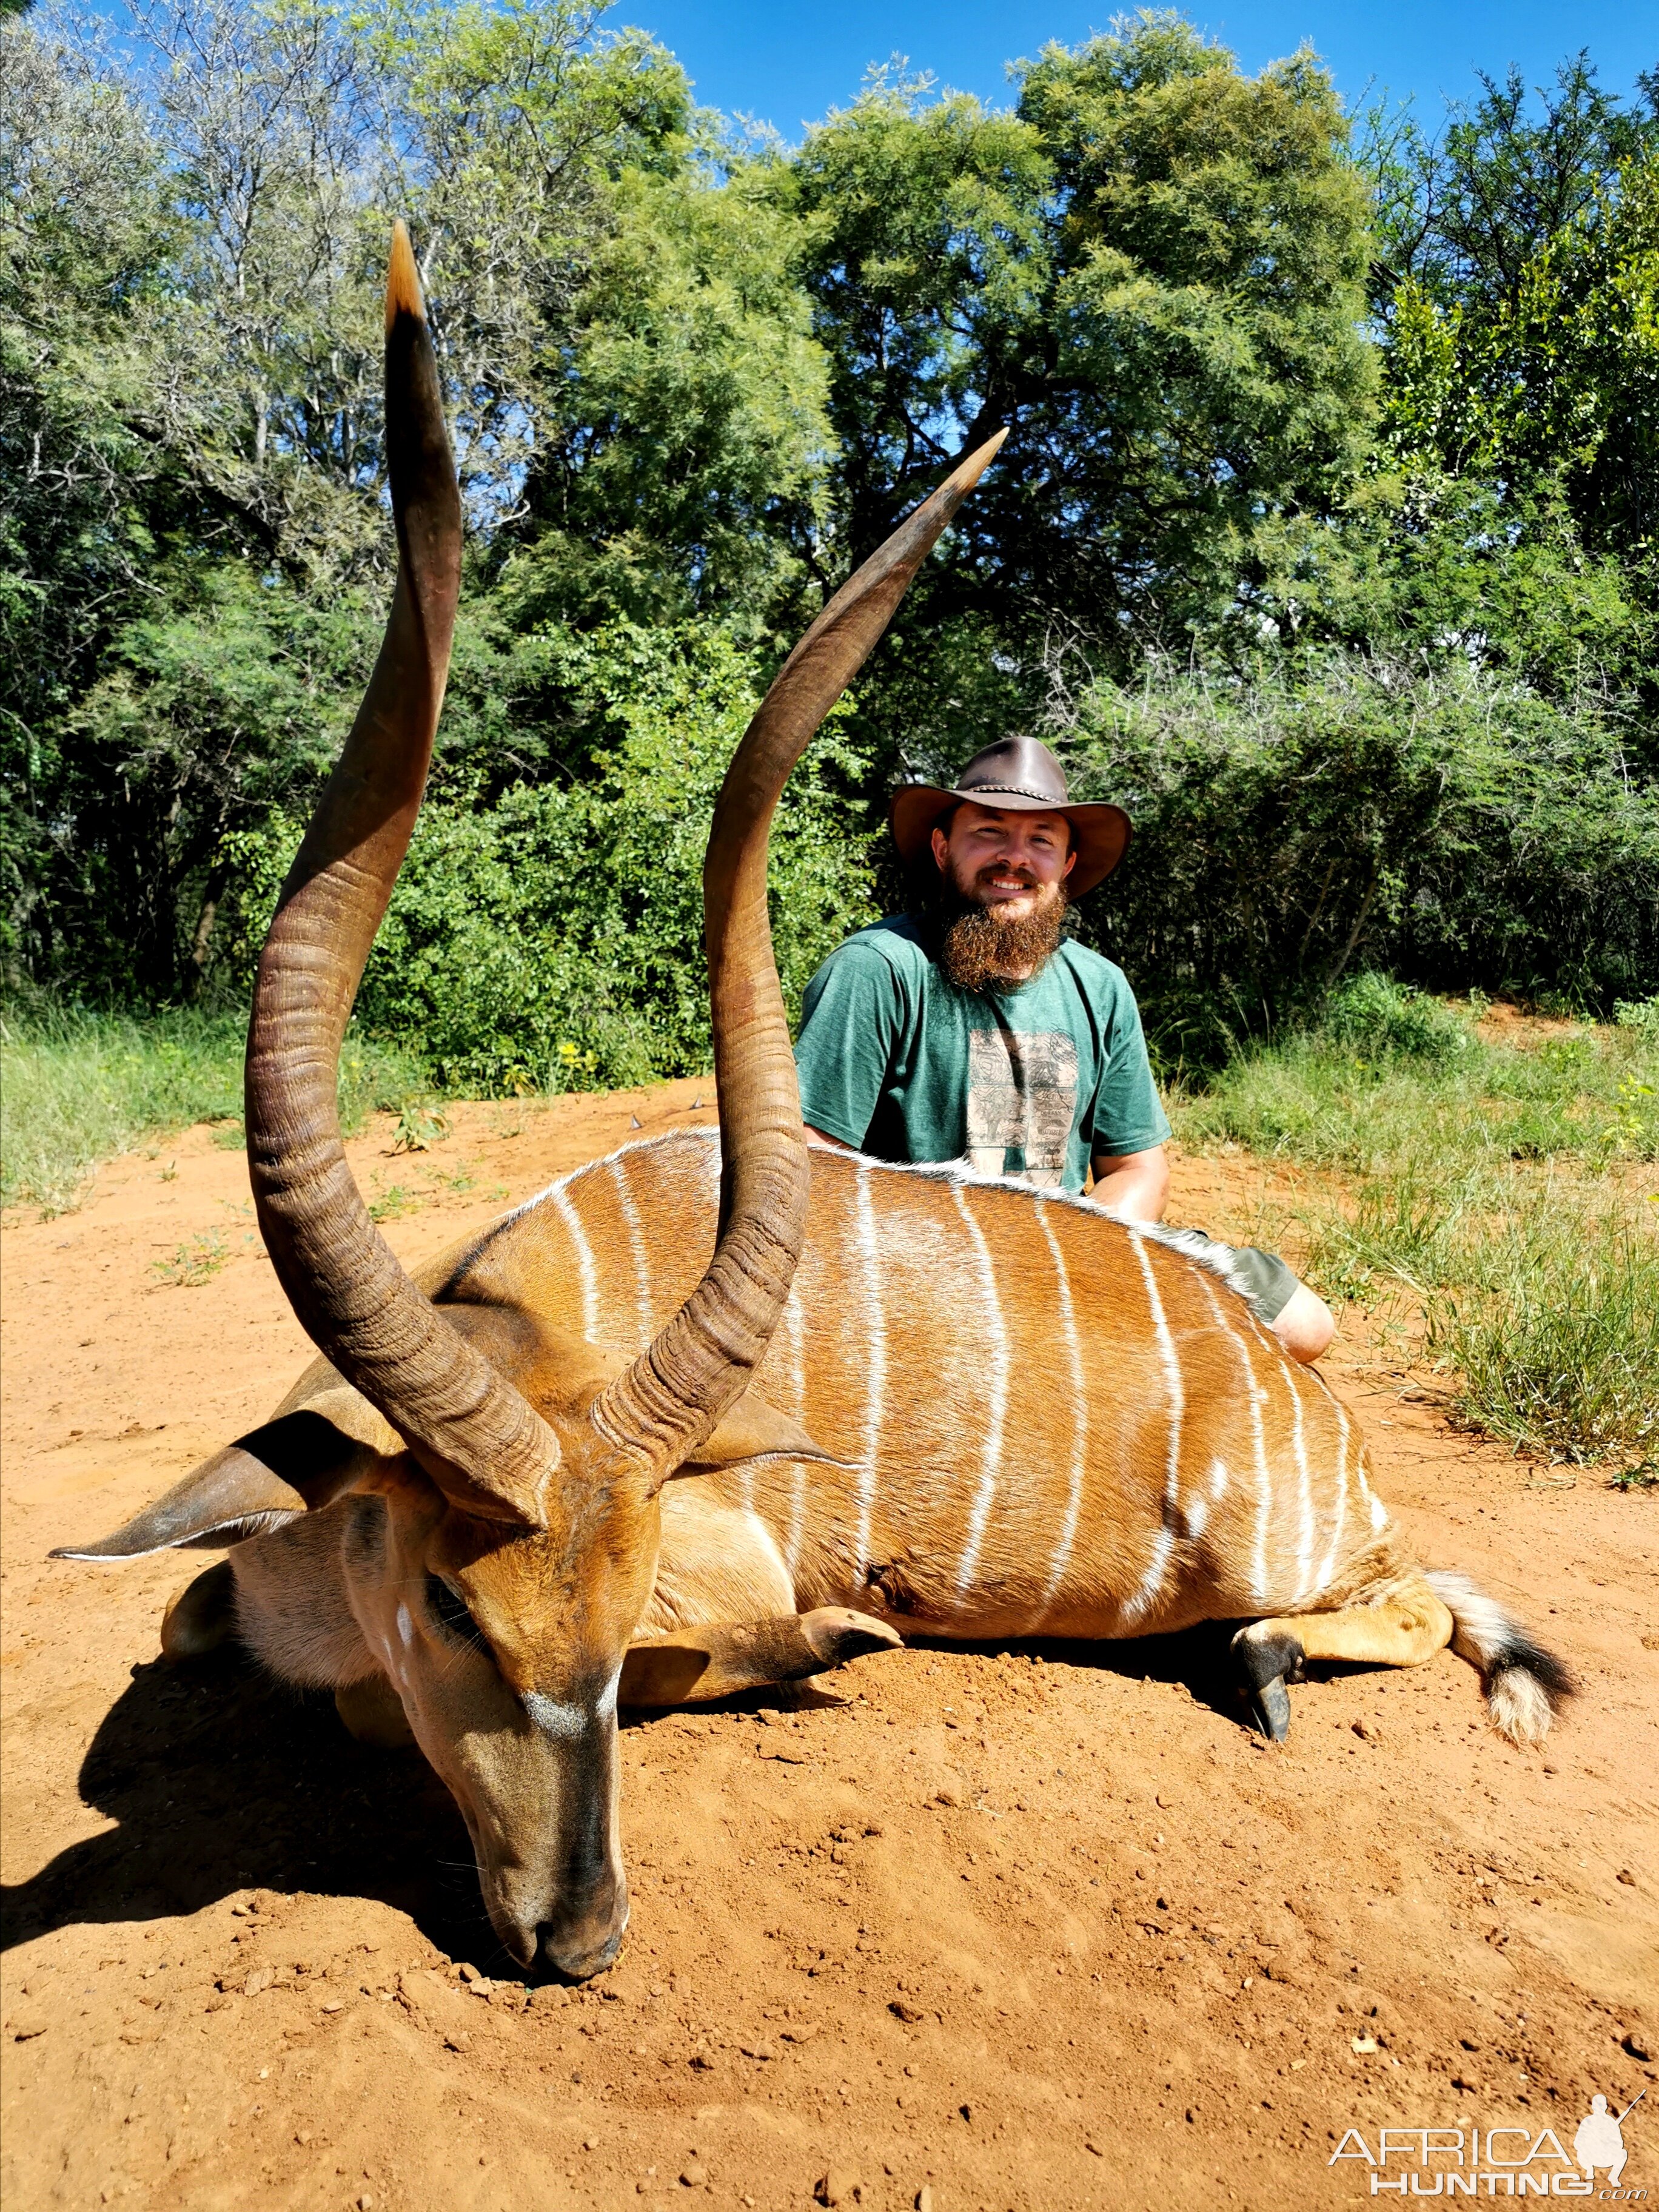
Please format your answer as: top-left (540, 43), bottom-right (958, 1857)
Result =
top-left (793, 735), bottom-right (1335, 1365)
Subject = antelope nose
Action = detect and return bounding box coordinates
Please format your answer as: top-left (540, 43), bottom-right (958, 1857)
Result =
top-left (537, 1884), bottom-right (629, 1984)
top-left (537, 1918), bottom-right (625, 1983)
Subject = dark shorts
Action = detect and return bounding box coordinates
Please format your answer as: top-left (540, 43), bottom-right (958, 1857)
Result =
top-left (1190, 1236), bottom-right (1299, 1325)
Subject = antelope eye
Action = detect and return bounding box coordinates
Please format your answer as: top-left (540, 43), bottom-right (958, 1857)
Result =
top-left (425, 1574), bottom-right (479, 1642)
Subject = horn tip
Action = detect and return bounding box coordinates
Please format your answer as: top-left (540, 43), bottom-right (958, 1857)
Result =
top-left (945, 427), bottom-right (1008, 497)
top-left (386, 220), bottom-right (425, 333)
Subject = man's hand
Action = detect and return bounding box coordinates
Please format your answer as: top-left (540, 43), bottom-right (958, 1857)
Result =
top-left (1088, 1145), bottom-right (1170, 1223)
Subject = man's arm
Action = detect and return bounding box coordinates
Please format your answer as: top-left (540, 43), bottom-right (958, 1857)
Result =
top-left (1089, 1145), bottom-right (1170, 1222)
top-left (806, 1124), bottom-right (854, 1152)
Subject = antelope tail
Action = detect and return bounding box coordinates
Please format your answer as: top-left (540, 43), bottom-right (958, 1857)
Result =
top-left (1425, 1570), bottom-right (1575, 1747)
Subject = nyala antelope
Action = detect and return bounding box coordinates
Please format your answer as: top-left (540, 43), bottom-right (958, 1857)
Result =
top-left (58, 227), bottom-right (1570, 1982)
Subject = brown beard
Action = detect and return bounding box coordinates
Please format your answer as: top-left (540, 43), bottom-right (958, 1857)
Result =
top-left (934, 873), bottom-right (1068, 995)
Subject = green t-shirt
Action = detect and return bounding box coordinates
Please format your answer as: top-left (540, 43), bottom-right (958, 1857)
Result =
top-left (794, 916), bottom-right (1171, 1192)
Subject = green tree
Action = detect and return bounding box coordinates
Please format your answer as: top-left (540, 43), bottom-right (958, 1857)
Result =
top-left (1316, 60), bottom-right (1659, 704)
top-left (1063, 655), bottom-right (1659, 1051)
top-left (786, 16), bottom-right (1376, 669)
top-left (496, 159), bottom-right (833, 633)
top-left (0, 22), bottom-right (181, 977)
top-left (221, 625), bottom-right (876, 1086)
top-left (1, 0), bottom-right (833, 997)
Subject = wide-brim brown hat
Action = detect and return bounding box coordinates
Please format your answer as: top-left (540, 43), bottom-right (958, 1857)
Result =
top-left (890, 734), bottom-right (1131, 898)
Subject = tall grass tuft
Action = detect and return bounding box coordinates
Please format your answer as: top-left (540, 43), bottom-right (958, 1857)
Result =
top-left (1425, 1189), bottom-right (1658, 1466)
top-left (1, 1001), bottom-right (430, 1214)
top-left (1174, 982), bottom-right (1659, 1471)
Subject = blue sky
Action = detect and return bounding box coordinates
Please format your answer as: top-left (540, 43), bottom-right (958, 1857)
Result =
top-left (618, 0), bottom-right (1653, 138)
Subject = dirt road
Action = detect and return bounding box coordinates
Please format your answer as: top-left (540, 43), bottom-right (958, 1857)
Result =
top-left (3, 1084), bottom-right (1655, 2211)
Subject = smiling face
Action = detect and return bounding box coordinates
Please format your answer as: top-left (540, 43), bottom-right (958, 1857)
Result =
top-left (932, 801), bottom-right (1076, 920)
top-left (344, 1455), bottom-right (663, 1981)
top-left (928, 801), bottom-right (1077, 991)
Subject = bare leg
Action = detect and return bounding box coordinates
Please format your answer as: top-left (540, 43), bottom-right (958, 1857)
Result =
top-left (161, 1560), bottom-right (237, 1659)
top-left (622, 1609), bottom-right (900, 1708)
top-left (1233, 1583), bottom-right (1455, 1738)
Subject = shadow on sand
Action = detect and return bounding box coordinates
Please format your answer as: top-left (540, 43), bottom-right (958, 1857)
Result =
top-left (2, 1616), bottom-right (1262, 1968)
top-left (0, 1646), bottom-right (494, 1963)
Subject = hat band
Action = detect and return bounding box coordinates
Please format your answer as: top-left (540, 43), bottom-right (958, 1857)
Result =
top-left (957, 781), bottom-right (1071, 806)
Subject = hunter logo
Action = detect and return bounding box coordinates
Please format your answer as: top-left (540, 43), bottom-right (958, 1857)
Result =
top-left (1330, 2091), bottom-right (1646, 2197)
top-left (964, 1027), bottom-right (1079, 1185)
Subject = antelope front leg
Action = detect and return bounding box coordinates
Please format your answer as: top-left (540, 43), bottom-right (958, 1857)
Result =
top-left (620, 1610), bottom-right (901, 1709)
top-left (161, 1560), bottom-right (238, 1659)
top-left (1233, 1584), bottom-right (1455, 1740)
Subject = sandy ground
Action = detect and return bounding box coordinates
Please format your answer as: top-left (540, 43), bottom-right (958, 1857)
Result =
top-left (2, 1082), bottom-right (1656, 2212)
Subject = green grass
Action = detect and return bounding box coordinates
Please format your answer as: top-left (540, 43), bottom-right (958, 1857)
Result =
top-left (150, 1229), bottom-right (230, 1287)
top-left (0, 1001), bottom-right (432, 1214)
top-left (7, 976), bottom-right (1655, 1474)
top-left (1172, 978), bottom-right (1659, 1474)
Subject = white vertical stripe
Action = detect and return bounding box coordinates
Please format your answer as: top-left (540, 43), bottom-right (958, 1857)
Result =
top-left (550, 1178), bottom-right (600, 1340)
top-left (853, 1166), bottom-right (886, 1577)
top-left (1034, 1202), bottom-right (1088, 1624)
top-left (1194, 1272), bottom-right (1273, 1609)
top-left (951, 1183), bottom-right (1008, 1600)
top-left (1312, 1397), bottom-right (1352, 1596)
top-left (1121, 1233), bottom-right (1185, 1625)
top-left (1287, 1367), bottom-right (1315, 1605)
top-left (782, 1289), bottom-right (808, 1580)
top-left (785, 1284), bottom-right (806, 1416)
top-left (608, 1154), bottom-right (652, 1353)
top-left (1351, 1433), bottom-right (1387, 1528)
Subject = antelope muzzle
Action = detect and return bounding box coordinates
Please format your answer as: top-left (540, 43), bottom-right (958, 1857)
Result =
top-left (421, 1661), bottom-right (629, 1981)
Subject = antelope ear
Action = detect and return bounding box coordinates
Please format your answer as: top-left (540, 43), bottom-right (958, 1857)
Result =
top-left (671, 1395), bottom-right (845, 1481)
top-left (49, 1397), bottom-right (390, 1561)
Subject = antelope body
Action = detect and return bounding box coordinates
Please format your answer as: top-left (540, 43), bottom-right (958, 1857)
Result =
top-left (57, 229), bottom-right (1569, 1985)
top-left (375, 1129), bottom-right (1402, 1642)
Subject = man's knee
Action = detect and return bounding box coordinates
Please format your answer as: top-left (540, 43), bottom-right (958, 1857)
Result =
top-left (1271, 1282), bottom-right (1335, 1366)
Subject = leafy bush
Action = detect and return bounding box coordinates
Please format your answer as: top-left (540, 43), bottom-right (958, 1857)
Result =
top-left (1062, 655), bottom-right (1659, 1062)
top-left (1324, 971), bottom-right (1472, 1063)
top-left (223, 626), bottom-right (878, 1092)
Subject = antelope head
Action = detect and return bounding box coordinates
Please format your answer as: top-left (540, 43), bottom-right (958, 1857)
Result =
top-left (55, 227), bottom-right (1002, 1979)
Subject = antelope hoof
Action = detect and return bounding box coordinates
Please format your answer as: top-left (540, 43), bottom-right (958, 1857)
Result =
top-left (335, 1674), bottom-right (416, 1750)
top-left (1232, 1623), bottom-right (1305, 1743)
top-left (161, 1561), bottom-right (236, 1660)
top-left (1250, 1676), bottom-right (1293, 1741)
top-left (799, 1607), bottom-right (904, 1670)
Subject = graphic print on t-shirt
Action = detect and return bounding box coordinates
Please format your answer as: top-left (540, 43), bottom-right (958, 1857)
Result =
top-left (964, 1027), bottom-right (1080, 1186)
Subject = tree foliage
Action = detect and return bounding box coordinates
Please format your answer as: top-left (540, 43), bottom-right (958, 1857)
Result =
top-left (786, 21), bottom-right (1375, 658)
top-left (2, 2), bottom-right (1655, 1064)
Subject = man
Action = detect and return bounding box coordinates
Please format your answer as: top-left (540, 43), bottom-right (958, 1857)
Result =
top-left (793, 734), bottom-right (1335, 1365)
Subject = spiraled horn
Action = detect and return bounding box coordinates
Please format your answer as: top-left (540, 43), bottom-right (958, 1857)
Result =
top-left (244, 224), bottom-right (558, 1528)
top-left (592, 430), bottom-right (1009, 1476)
